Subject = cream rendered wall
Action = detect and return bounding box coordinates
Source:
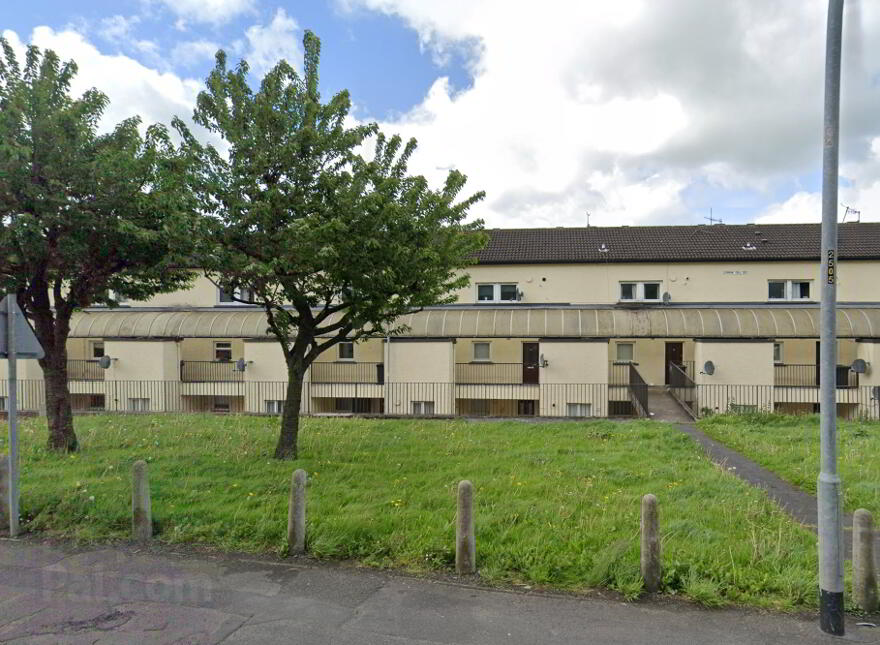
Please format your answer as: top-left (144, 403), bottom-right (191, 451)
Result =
top-left (694, 341), bottom-right (775, 414)
top-left (453, 338), bottom-right (523, 364)
top-left (612, 339), bottom-right (695, 386)
top-left (104, 340), bottom-right (180, 381)
top-left (386, 340), bottom-right (454, 415)
top-left (537, 341), bottom-right (608, 417)
top-left (131, 273), bottom-right (218, 308)
top-left (453, 260), bottom-right (879, 305)
top-left (313, 338), bottom-right (384, 363)
top-left (0, 358), bottom-right (43, 380)
top-left (180, 338), bottom-right (245, 362)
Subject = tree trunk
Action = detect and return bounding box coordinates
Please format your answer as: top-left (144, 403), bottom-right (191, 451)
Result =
top-left (42, 358), bottom-right (77, 452)
top-left (275, 360), bottom-right (306, 459)
top-left (31, 305), bottom-right (78, 453)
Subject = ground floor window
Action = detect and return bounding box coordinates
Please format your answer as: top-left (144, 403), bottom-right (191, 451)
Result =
top-left (335, 397), bottom-right (373, 413)
top-left (88, 394), bottom-right (105, 410)
top-left (213, 397), bottom-right (231, 412)
top-left (129, 398), bottom-right (150, 412)
top-left (517, 400), bottom-right (536, 416)
top-left (412, 400), bottom-right (435, 416)
top-left (566, 402), bottom-right (591, 418)
top-left (265, 399), bottom-right (284, 414)
top-left (471, 399), bottom-right (489, 416)
top-left (0, 396), bottom-right (5, 411)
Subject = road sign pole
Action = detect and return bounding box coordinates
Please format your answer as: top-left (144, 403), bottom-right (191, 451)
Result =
top-left (818, 0), bottom-right (845, 635)
top-left (6, 295), bottom-right (19, 537)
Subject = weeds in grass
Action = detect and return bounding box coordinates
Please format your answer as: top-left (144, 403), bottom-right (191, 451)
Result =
top-left (699, 413), bottom-right (880, 512)
top-left (2, 414), bottom-right (820, 610)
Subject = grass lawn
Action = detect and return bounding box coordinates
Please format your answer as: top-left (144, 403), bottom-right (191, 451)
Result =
top-left (699, 413), bottom-right (880, 514)
top-left (2, 415), bottom-right (821, 610)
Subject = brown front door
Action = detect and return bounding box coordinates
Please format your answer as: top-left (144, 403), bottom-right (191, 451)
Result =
top-left (665, 342), bottom-right (683, 385)
top-left (522, 343), bottom-right (539, 384)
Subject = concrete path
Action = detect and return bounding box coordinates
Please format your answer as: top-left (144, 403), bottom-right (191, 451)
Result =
top-left (674, 422), bottom-right (877, 560)
top-left (1, 538), bottom-right (876, 644)
top-left (646, 387), bottom-right (692, 423)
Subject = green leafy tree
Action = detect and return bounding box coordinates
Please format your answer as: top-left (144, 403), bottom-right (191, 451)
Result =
top-left (0, 41), bottom-right (199, 451)
top-left (189, 31), bottom-right (486, 459)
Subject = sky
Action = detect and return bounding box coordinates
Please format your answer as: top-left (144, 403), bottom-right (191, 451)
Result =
top-left (3, 1), bottom-right (880, 229)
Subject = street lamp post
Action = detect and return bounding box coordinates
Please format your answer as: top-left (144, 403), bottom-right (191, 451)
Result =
top-left (818, 0), bottom-right (845, 636)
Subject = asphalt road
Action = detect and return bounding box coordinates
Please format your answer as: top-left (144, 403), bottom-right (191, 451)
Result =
top-left (2, 538), bottom-right (879, 644)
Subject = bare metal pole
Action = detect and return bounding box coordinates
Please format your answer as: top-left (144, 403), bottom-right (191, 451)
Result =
top-left (818, 0), bottom-right (845, 635)
top-left (6, 295), bottom-right (19, 537)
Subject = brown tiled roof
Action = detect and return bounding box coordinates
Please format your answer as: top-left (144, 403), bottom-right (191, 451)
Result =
top-left (473, 222), bottom-right (880, 264)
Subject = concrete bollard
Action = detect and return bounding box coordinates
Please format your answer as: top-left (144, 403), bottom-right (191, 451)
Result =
top-left (456, 480), bottom-right (476, 575)
top-left (0, 455), bottom-right (8, 533)
top-left (132, 460), bottom-right (152, 542)
top-left (640, 494), bottom-right (661, 593)
top-left (853, 509), bottom-right (878, 612)
top-left (288, 469), bottom-right (307, 555)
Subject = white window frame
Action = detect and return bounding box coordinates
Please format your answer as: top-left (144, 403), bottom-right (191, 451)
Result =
top-left (773, 342), bottom-right (783, 364)
top-left (129, 398), bottom-right (150, 412)
top-left (615, 342), bottom-right (634, 363)
top-left (214, 341), bottom-right (233, 362)
top-left (472, 341), bottom-right (491, 362)
top-left (412, 401), bottom-right (435, 416)
top-left (217, 286), bottom-right (255, 305)
top-left (338, 342), bottom-right (355, 361)
top-left (265, 400), bottom-right (284, 414)
top-left (476, 283), bottom-right (519, 303)
top-left (619, 281), bottom-right (662, 302)
top-left (768, 280), bottom-right (812, 301)
top-left (566, 402), bottom-right (592, 418)
top-left (90, 341), bottom-right (105, 359)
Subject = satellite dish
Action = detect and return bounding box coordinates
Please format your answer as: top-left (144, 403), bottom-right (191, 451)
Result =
top-left (662, 292), bottom-right (672, 305)
top-left (851, 358), bottom-right (868, 374)
top-left (235, 358), bottom-right (247, 372)
top-left (702, 360), bottom-right (715, 376)
top-left (98, 355), bottom-right (112, 369)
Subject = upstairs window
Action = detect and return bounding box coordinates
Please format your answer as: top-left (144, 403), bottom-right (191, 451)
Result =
top-left (477, 283), bottom-right (518, 302)
top-left (218, 286), bottom-right (255, 305)
top-left (338, 342), bottom-right (355, 360)
top-left (619, 282), bottom-right (661, 302)
top-left (768, 280), bottom-right (811, 301)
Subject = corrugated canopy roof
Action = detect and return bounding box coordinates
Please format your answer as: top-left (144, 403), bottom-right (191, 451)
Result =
top-left (68, 306), bottom-right (880, 339)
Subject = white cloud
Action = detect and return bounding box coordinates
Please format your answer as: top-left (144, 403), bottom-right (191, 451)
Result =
top-left (172, 40), bottom-right (221, 68)
top-left (153, 0), bottom-right (256, 26)
top-left (243, 8), bottom-right (301, 78)
top-left (2, 27), bottom-right (205, 140)
top-left (757, 137), bottom-right (880, 224)
top-left (98, 15), bottom-right (140, 43)
top-left (342, 0), bottom-right (880, 227)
